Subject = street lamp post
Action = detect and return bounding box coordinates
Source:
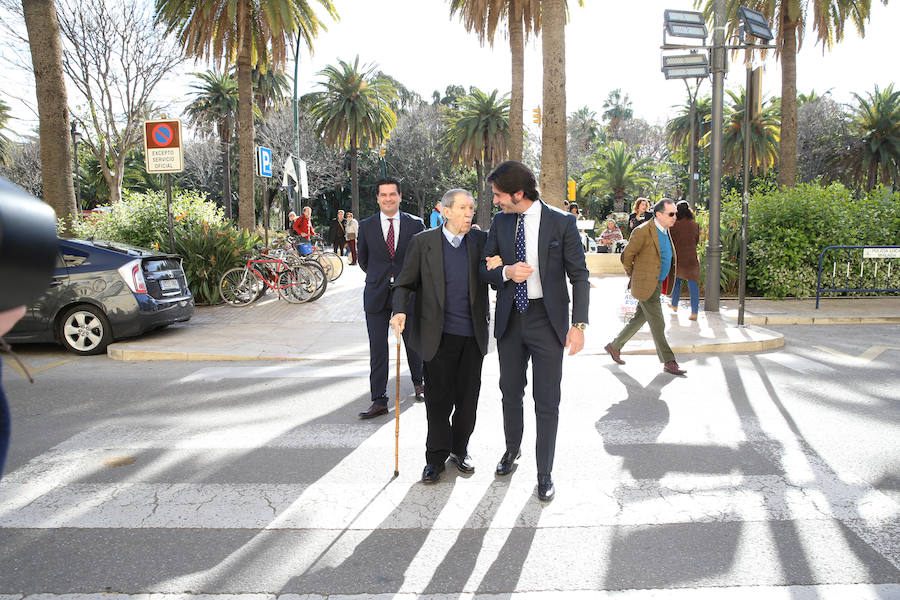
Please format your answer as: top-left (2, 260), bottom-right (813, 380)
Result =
top-left (70, 121), bottom-right (82, 214)
top-left (706, 0), bottom-right (726, 313)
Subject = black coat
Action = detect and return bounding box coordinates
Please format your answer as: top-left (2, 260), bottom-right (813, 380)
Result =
top-left (392, 228), bottom-right (490, 362)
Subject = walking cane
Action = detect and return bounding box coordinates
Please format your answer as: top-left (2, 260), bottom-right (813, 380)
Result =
top-left (393, 322), bottom-right (401, 477)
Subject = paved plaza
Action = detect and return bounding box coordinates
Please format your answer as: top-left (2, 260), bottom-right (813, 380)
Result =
top-left (1, 267), bottom-right (898, 598)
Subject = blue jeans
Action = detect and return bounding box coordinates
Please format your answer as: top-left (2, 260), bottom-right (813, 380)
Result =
top-left (670, 278), bottom-right (700, 314)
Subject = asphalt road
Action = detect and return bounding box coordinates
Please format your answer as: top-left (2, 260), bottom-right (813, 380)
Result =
top-left (1, 325), bottom-right (898, 598)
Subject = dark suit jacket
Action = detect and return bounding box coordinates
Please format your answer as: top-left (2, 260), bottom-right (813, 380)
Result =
top-left (392, 228), bottom-right (490, 362)
top-left (480, 201), bottom-right (590, 345)
top-left (358, 211), bottom-right (426, 313)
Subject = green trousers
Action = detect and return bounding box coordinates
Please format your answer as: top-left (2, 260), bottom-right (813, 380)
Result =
top-left (611, 281), bottom-right (675, 363)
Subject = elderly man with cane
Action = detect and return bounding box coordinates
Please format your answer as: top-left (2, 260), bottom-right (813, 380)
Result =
top-left (390, 189), bottom-right (490, 483)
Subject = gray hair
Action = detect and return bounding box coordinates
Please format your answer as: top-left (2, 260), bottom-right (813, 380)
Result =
top-left (441, 188), bottom-right (474, 209)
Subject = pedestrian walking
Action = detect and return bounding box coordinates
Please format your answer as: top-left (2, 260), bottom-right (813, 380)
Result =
top-left (628, 197), bottom-right (653, 235)
top-left (328, 209), bottom-right (346, 256)
top-left (390, 189), bottom-right (490, 484)
top-left (344, 212), bottom-right (359, 264)
top-left (480, 161), bottom-right (590, 502)
top-left (605, 198), bottom-right (687, 376)
top-left (668, 200), bottom-right (701, 320)
top-left (430, 202), bottom-right (443, 229)
top-left (357, 177), bottom-right (425, 419)
top-left (292, 206), bottom-right (315, 242)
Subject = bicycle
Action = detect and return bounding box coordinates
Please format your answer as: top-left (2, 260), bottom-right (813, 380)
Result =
top-left (289, 235), bottom-right (344, 282)
top-left (219, 249), bottom-right (325, 306)
top-left (269, 238), bottom-right (330, 301)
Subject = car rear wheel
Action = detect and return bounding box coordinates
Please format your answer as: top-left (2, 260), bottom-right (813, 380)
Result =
top-left (58, 305), bottom-right (112, 355)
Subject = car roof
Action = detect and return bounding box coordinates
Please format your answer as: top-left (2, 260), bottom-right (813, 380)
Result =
top-left (62, 238), bottom-right (177, 259)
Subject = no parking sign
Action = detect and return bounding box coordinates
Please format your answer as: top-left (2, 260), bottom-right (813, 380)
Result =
top-left (143, 119), bottom-right (184, 173)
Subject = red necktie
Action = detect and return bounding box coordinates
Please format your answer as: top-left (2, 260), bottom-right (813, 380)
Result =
top-left (386, 218), bottom-right (395, 258)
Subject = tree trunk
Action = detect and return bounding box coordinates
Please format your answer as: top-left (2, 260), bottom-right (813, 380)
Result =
top-left (22, 0), bottom-right (76, 229)
top-left (480, 145), bottom-right (492, 228)
top-left (776, 16), bottom-right (798, 188)
top-left (236, 4), bottom-right (255, 231)
top-left (475, 159), bottom-right (484, 224)
top-left (615, 189), bottom-right (625, 213)
top-left (508, 8), bottom-right (524, 163)
top-left (541, 0), bottom-right (567, 208)
top-left (220, 117), bottom-right (232, 221)
top-left (350, 132), bottom-right (359, 217)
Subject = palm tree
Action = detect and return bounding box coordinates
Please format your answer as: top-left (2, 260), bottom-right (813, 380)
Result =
top-left (667, 94), bottom-right (712, 158)
top-left (22, 0), bottom-right (77, 225)
top-left (848, 84), bottom-right (900, 190)
top-left (580, 141), bottom-right (653, 213)
top-left (712, 88), bottom-right (781, 176)
top-left (697, 0), bottom-right (887, 188)
top-left (155, 0), bottom-right (337, 231)
top-left (541, 0), bottom-right (568, 207)
top-left (449, 0), bottom-right (540, 163)
top-left (184, 71), bottom-right (239, 220)
top-left (444, 88), bottom-right (510, 227)
top-left (304, 56), bottom-right (397, 217)
top-left (251, 67), bottom-right (291, 117)
top-left (602, 88), bottom-right (634, 140)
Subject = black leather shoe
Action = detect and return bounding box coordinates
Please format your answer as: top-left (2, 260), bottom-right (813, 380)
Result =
top-left (537, 475), bottom-right (555, 502)
top-left (495, 450), bottom-right (521, 476)
top-left (358, 401), bottom-right (388, 419)
top-left (421, 463), bottom-right (445, 484)
top-left (449, 453), bottom-right (475, 474)
top-left (414, 384), bottom-right (425, 402)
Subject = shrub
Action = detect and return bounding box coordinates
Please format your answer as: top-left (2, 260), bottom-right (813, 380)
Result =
top-left (70, 189), bottom-right (226, 249)
top-left (731, 183), bottom-right (900, 298)
top-left (163, 221), bottom-right (261, 305)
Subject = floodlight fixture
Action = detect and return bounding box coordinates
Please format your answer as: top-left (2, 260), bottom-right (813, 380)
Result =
top-left (664, 9), bottom-right (708, 39)
top-left (661, 53), bottom-right (710, 79)
top-left (738, 6), bottom-right (774, 41)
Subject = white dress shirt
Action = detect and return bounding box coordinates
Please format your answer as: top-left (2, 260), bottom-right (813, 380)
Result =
top-left (503, 200), bottom-right (543, 299)
top-left (380, 211), bottom-right (400, 253)
top-left (442, 226), bottom-right (465, 248)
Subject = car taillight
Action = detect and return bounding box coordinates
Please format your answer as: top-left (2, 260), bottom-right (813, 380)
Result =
top-left (117, 259), bottom-right (147, 294)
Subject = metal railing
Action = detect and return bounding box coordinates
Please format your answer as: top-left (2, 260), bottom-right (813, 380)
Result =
top-left (816, 245), bottom-right (900, 309)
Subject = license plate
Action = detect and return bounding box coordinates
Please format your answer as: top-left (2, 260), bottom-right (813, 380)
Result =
top-left (160, 279), bottom-right (180, 291)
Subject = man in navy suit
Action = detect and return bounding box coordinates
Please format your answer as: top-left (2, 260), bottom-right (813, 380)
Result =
top-left (357, 177), bottom-right (426, 419)
top-left (480, 161), bottom-right (590, 501)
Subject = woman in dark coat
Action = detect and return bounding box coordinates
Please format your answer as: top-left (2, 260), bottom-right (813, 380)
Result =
top-left (627, 197), bottom-right (653, 235)
top-left (668, 200), bottom-right (701, 319)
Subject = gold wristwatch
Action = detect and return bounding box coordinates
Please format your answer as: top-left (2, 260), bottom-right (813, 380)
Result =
top-left (573, 322), bottom-right (587, 331)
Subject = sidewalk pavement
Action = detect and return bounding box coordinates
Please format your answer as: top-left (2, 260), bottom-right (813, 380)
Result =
top-left (107, 262), bottom-right (900, 362)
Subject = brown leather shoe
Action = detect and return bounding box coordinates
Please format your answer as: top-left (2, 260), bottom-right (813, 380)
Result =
top-left (358, 402), bottom-right (389, 419)
top-left (663, 361), bottom-right (687, 376)
top-left (414, 384), bottom-right (425, 402)
top-left (605, 343), bottom-right (625, 365)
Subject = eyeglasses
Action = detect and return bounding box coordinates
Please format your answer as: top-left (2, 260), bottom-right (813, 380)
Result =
top-left (659, 211), bottom-right (676, 217)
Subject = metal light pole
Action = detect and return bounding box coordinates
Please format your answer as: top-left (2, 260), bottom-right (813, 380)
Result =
top-left (705, 0), bottom-right (726, 313)
top-left (292, 34), bottom-right (302, 214)
top-left (738, 54), bottom-right (752, 326)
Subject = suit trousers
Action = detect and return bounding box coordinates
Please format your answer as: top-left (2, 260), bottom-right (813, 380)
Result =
top-left (422, 333), bottom-right (483, 465)
top-left (366, 306), bottom-right (424, 404)
top-left (497, 299), bottom-right (564, 476)
top-left (612, 281), bottom-right (676, 363)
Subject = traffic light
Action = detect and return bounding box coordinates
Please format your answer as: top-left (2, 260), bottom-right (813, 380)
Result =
top-left (533, 106), bottom-right (541, 125)
top-left (567, 180), bottom-right (576, 203)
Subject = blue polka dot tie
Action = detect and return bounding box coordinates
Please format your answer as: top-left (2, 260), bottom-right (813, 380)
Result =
top-left (515, 214), bottom-right (528, 314)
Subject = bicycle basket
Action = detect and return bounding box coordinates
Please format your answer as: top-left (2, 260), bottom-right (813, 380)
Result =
top-left (298, 242), bottom-right (314, 255)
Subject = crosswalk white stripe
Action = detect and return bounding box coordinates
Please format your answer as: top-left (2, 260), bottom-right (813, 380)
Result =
top-left (7, 584), bottom-right (900, 599)
top-left (757, 352), bottom-right (836, 374)
top-left (1, 474), bottom-right (895, 531)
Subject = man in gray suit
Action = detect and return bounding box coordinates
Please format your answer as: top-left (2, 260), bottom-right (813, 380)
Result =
top-left (390, 189), bottom-right (490, 484)
top-left (480, 161), bottom-right (590, 502)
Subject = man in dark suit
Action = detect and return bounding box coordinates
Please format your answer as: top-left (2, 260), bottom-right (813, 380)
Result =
top-left (357, 177), bottom-right (426, 419)
top-left (328, 209), bottom-right (345, 255)
top-left (480, 161), bottom-right (590, 502)
top-left (390, 189), bottom-right (490, 483)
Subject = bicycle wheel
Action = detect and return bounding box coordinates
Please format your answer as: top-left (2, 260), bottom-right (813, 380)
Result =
top-left (219, 267), bottom-right (263, 306)
top-left (304, 260), bottom-right (328, 302)
top-left (285, 264), bottom-right (318, 303)
top-left (319, 251), bottom-right (344, 281)
top-left (277, 268), bottom-right (308, 304)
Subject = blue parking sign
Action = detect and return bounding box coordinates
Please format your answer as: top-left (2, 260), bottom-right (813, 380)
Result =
top-left (257, 146), bottom-right (273, 177)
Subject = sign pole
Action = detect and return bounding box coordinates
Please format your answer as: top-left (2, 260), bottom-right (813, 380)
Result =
top-left (166, 173), bottom-right (175, 254)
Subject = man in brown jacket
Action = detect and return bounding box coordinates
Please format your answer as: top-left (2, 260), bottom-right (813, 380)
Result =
top-left (605, 198), bottom-right (687, 376)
